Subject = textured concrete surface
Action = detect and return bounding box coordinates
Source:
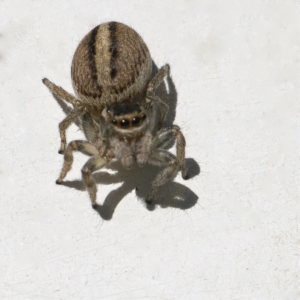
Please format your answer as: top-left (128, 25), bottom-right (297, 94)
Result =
top-left (0, 1), bottom-right (299, 299)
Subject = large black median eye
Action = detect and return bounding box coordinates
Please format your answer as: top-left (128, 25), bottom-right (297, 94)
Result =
top-left (131, 117), bottom-right (140, 127)
top-left (120, 119), bottom-right (130, 128)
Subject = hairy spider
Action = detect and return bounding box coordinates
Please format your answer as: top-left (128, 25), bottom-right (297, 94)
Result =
top-left (43, 21), bottom-right (187, 207)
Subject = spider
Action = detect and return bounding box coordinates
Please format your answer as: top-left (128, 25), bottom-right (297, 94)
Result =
top-left (43, 21), bottom-right (188, 207)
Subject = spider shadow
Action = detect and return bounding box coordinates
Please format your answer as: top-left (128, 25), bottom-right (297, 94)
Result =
top-left (52, 60), bottom-right (200, 219)
top-left (61, 157), bottom-right (200, 220)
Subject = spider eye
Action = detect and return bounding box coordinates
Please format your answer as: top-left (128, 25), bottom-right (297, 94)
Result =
top-left (112, 119), bottom-right (117, 125)
top-left (131, 117), bottom-right (140, 127)
top-left (120, 119), bottom-right (130, 128)
top-left (141, 114), bottom-right (146, 120)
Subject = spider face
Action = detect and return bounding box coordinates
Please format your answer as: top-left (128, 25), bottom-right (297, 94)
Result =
top-left (105, 102), bottom-right (147, 132)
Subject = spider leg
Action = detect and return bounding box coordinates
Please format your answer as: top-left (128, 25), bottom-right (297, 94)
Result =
top-left (81, 155), bottom-right (108, 207)
top-left (42, 78), bottom-right (85, 153)
top-left (147, 64), bottom-right (170, 93)
top-left (146, 94), bottom-right (169, 129)
top-left (56, 140), bottom-right (99, 184)
top-left (146, 150), bottom-right (179, 204)
top-left (146, 64), bottom-right (170, 128)
top-left (152, 125), bottom-right (187, 179)
top-left (145, 122), bottom-right (187, 204)
top-left (42, 78), bottom-right (82, 107)
top-left (58, 108), bottom-right (84, 153)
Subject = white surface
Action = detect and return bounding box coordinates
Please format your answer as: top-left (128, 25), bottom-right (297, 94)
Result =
top-left (0, 1), bottom-right (299, 299)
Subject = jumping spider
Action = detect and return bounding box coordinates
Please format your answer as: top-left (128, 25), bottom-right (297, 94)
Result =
top-left (43, 21), bottom-right (188, 208)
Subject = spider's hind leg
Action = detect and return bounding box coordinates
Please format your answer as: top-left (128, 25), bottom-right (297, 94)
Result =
top-left (42, 78), bottom-right (82, 107)
top-left (42, 78), bottom-right (85, 153)
top-left (146, 64), bottom-right (170, 128)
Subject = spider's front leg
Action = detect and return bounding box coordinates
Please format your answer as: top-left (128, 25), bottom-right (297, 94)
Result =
top-left (152, 125), bottom-right (188, 179)
top-left (81, 155), bottom-right (108, 207)
top-left (146, 150), bottom-right (179, 204)
top-left (146, 125), bottom-right (188, 204)
top-left (56, 140), bottom-right (100, 184)
top-left (146, 64), bottom-right (170, 128)
top-left (56, 140), bottom-right (109, 207)
top-left (57, 108), bottom-right (85, 154)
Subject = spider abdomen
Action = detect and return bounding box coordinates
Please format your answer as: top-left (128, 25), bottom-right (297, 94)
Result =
top-left (71, 22), bottom-right (152, 107)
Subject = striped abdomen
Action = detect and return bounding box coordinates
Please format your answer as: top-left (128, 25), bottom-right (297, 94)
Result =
top-left (71, 22), bottom-right (152, 107)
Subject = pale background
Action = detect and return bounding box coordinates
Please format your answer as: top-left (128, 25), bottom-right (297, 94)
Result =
top-left (0, 0), bottom-right (299, 299)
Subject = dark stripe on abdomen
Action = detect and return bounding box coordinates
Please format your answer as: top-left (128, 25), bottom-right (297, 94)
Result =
top-left (108, 22), bottom-right (118, 80)
top-left (87, 25), bottom-right (102, 97)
